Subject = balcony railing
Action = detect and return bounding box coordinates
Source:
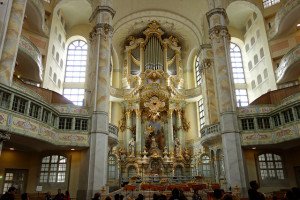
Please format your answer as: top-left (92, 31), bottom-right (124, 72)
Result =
top-left (200, 123), bottom-right (220, 138)
top-left (27, 0), bottom-right (49, 35)
top-left (238, 93), bottom-right (300, 146)
top-left (18, 35), bottom-right (43, 82)
top-left (276, 44), bottom-right (300, 83)
top-left (268, 0), bottom-right (300, 39)
top-left (0, 83), bottom-right (118, 146)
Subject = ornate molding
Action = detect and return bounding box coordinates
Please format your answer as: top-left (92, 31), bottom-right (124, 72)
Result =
top-left (206, 8), bottom-right (228, 24)
top-left (89, 23), bottom-right (114, 40)
top-left (208, 25), bottom-right (230, 41)
top-left (276, 44), bottom-right (300, 83)
top-left (200, 58), bottom-right (213, 74)
top-left (89, 6), bottom-right (116, 22)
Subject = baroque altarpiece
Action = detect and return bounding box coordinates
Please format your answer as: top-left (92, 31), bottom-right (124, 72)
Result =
top-left (113, 21), bottom-right (194, 179)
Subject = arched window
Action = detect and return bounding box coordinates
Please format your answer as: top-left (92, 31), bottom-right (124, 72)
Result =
top-left (257, 74), bottom-right (262, 84)
top-left (65, 40), bottom-right (87, 83)
top-left (64, 40), bottom-right (87, 106)
top-left (39, 155), bottom-right (67, 183)
top-left (195, 54), bottom-right (201, 86)
top-left (198, 98), bottom-right (205, 129)
top-left (251, 80), bottom-right (256, 89)
top-left (108, 156), bottom-right (117, 180)
top-left (53, 73), bottom-right (57, 83)
top-left (263, 0), bottom-right (280, 8)
top-left (254, 54), bottom-right (259, 65)
top-left (258, 153), bottom-right (284, 180)
top-left (236, 89), bottom-right (249, 107)
top-left (264, 69), bottom-right (268, 78)
top-left (230, 43), bottom-right (246, 84)
top-left (248, 61), bottom-right (253, 71)
top-left (128, 166), bottom-right (136, 178)
top-left (200, 155), bottom-right (211, 178)
top-left (63, 89), bottom-right (84, 106)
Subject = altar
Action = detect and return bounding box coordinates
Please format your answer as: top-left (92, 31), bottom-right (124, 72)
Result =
top-left (113, 21), bottom-right (192, 179)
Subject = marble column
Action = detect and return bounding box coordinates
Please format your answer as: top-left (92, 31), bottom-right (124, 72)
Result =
top-left (176, 110), bottom-right (185, 148)
top-left (135, 109), bottom-right (142, 155)
top-left (0, 0), bottom-right (27, 86)
top-left (81, 1), bottom-right (115, 199)
top-left (125, 110), bottom-right (132, 151)
top-left (206, 8), bottom-right (247, 193)
top-left (167, 109), bottom-right (174, 155)
top-left (0, 132), bottom-right (10, 156)
top-left (199, 44), bottom-right (219, 124)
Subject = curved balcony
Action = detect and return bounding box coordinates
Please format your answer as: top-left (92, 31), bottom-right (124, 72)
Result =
top-left (25, 0), bottom-right (49, 36)
top-left (238, 92), bottom-right (300, 146)
top-left (269, 0), bottom-right (300, 39)
top-left (275, 44), bottom-right (300, 84)
top-left (200, 123), bottom-right (221, 146)
top-left (16, 35), bottom-right (43, 83)
top-left (0, 83), bottom-right (118, 149)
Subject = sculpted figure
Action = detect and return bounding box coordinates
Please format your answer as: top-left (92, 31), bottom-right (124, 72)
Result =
top-left (128, 137), bottom-right (135, 156)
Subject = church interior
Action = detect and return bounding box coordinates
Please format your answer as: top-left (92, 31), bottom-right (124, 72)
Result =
top-left (1, 0), bottom-right (300, 199)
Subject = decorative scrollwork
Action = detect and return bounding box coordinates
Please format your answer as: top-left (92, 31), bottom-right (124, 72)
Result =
top-left (90, 23), bottom-right (114, 40)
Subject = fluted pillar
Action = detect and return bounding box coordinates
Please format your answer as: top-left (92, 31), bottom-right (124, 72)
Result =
top-left (167, 109), bottom-right (174, 155)
top-left (0, 132), bottom-right (10, 156)
top-left (135, 109), bottom-right (142, 155)
top-left (206, 8), bottom-right (247, 193)
top-left (176, 110), bottom-right (185, 148)
top-left (80, 1), bottom-right (115, 199)
top-left (0, 0), bottom-right (27, 86)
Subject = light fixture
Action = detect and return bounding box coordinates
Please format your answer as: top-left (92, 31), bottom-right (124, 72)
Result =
top-left (297, 24), bottom-right (300, 27)
top-left (9, 148), bottom-right (15, 151)
top-left (71, 148), bottom-right (75, 151)
top-left (252, 147), bottom-right (256, 150)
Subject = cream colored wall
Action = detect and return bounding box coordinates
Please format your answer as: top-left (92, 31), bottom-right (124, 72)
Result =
top-left (0, 150), bottom-right (40, 194)
top-left (243, 11), bottom-right (277, 102)
top-left (43, 10), bottom-right (67, 93)
top-left (185, 103), bottom-right (199, 142)
top-left (244, 147), bottom-right (300, 193)
top-left (66, 24), bottom-right (91, 41)
top-left (0, 149), bottom-right (82, 198)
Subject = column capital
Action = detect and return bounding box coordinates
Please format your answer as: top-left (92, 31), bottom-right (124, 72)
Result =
top-left (208, 25), bottom-right (230, 42)
top-left (90, 23), bottom-right (114, 40)
top-left (206, 8), bottom-right (228, 25)
top-left (90, 6), bottom-right (116, 22)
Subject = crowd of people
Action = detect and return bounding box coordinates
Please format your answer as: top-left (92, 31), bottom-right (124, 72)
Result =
top-left (2, 182), bottom-right (300, 200)
top-left (0, 187), bottom-right (70, 200)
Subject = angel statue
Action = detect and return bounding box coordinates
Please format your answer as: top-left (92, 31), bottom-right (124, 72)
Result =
top-left (128, 137), bottom-right (135, 157)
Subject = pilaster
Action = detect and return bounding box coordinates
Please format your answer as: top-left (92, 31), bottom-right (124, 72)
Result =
top-left (80, 1), bottom-right (115, 199)
top-left (135, 109), bottom-right (142, 155)
top-left (0, 0), bottom-right (27, 86)
top-left (167, 109), bottom-right (174, 155)
top-left (206, 8), bottom-right (247, 194)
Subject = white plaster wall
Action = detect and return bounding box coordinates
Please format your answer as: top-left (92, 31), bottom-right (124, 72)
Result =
top-left (243, 13), bottom-right (277, 102)
top-left (43, 10), bottom-right (67, 93)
